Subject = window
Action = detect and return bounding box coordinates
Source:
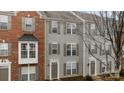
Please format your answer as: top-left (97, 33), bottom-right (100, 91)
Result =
top-left (51, 44), bottom-right (58, 54)
top-left (90, 43), bottom-right (97, 54)
top-left (21, 66), bottom-right (36, 81)
top-left (21, 43), bottom-right (37, 59)
top-left (21, 43), bottom-right (28, 58)
top-left (100, 44), bottom-right (105, 55)
top-left (51, 21), bottom-right (58, 33)
top-left (29, 43), bottom-right (36, 58)
top-left (49, 43), bottom-right (60, 55)
top-left (0, 43), bottom-right (9, 56)
top-left (105, 43), bottom-right (111, 55)
top-left (100, 62), bottom-right (106, 73)
top-left (66, 23), bottom-right (77, 34)
top-left (90, 24), bottom-right (95, 30)
top-left (0, 15), bottom-right (9, 30)
top-left (66, 62), bottom-right (77, 75)
top-left (23, 17), bottom-right (34, 31)
top-left (66, 44), bottom-right (77, 56)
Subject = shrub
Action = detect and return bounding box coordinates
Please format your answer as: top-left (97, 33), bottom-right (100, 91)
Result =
top-left (84, 75), bottom-right (93, 81)
top-left (120, 69), bottom-right (124, 77)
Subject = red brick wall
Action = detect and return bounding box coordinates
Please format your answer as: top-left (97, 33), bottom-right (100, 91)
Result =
top-left (0, 11), bottom-right (45, 80)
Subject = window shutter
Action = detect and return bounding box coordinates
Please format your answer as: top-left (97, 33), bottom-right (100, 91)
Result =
top-left (64, 44), bottom-right (66, 56)
top-left (95, 44), bottom-right (97, 54)
top-left (63, 22), bottom-right (66, 34)
top-left (8, 16), bottom-right (11, 30)
top-left (18, 67), bottom-right (21, 81)
top-left (76, 23), bottom-right (80, 35)
top-left (49, 21), bottom-right (52, 34)
top-left (88, 43), bottom-right (91, 54)
top-left (49, 43), bottom-right (51, 55)
top-left (58, 21), bottom-right (60, 34)
top-left (36, 65), bottom-right (39, 81)
top-left (22, 17), bottom-right (25, 31)
top-left (58, 44), bottom-right (60, 55)
top-left (100, 44), bottom-right (102, 55)
top-left (77, 62), bottom-right (79, 74)
top-left (8, 43), bottom-right (11, 56)
top-left (88, 23), bottom-right (91, 34)
top-left (109, 45), bottom-right (111, 55)
top-left (32, 18), bottom-right (35, 31)
top-left (77, 44), bottom-right (79, 56)
top-left (64, 63), bottom-right (66, 76)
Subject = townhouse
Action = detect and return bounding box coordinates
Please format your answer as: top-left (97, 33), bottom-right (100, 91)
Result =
top-left (0, 11), bottom-right (116, 81)
top-left (42, 11), bottom-right (83, 80)
top-left (0, 11), bottom-right (45, 81)
top-left (72, 12), bottom-right (115, 76)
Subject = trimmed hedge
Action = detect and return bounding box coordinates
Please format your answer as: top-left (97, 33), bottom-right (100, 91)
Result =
top-left (120, 69), bottom-right (124, 77)
top-left (84, 75), bottom-right (94, 81)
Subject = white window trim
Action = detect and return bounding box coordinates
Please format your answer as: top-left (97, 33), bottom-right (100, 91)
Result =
top-left (66, 43), bottom-right (77, 56)
top-left (66, 22), bottom-right (77, 34)
top-left (21, 65), bottom-right (36, 81)
top-left (66, 61), bottom-right (77, 76)
top-left (18, 41), bottom-right (38, 64)
top-left (0, 59), bottom-right (11, 81)
top-left (88, 57), bottom-right (97, 76)
top-left (24, 17), bottom-right (33, 31)
top-left (100, 60), bottom-right (107, 74)
top-left (51, 42), bottom-right (59, 55)
top-left (0, 43), bottom-right (9, 56)
top-left (49, 59), bottom-right (59, 80)
top-left (51, 21), bottom-right (58, 33)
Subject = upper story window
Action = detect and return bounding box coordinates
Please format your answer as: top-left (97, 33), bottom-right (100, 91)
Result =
top-left (105, 43), bottom-right (111, 55)
top-left (51, 21), bottom-right (58, 33)
top-left (0, 43), bottom-right (10, 56)
top-left (100, 44), bottom-right (105, 55)
top-left (90, 24), bottom-right (95, 30)
top-left (49, 43), bottom-right (60, 55)
top-left (0, 15), bottom-right (9, 30)
top-left (64, 43), bottom-right (79, 56)
top-left (89, 42), bottom-right (97, 54)
top-left (21, 42), bottom-right (37, 59)
top-left (66, 23), bottom-right (77, 34)
top-left (22, 17), bottom-right (35, 32)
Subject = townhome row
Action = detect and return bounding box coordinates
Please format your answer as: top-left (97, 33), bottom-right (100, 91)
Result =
top-left (0, 11), bottom-right (115, 81)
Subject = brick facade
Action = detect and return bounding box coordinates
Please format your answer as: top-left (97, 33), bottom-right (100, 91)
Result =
top-left (0, 11), bottom-right (44, 80)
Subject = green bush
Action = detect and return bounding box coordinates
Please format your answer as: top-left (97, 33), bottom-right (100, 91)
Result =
top-left (84, 75), bottom-right (93, 81)
top-left (120, 69), bottom-right (124, 77)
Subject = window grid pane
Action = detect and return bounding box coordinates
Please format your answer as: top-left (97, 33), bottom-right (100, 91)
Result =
top-left (25, 18), bottom-right (33, 31)
top-left (51, 44), bottom-right (58, 54)
top-left (0, 43), bottom-right (9, 56)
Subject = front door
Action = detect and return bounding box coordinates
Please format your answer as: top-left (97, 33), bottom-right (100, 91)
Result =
top-left (0, 67), bottom-right (9, 81)
top-left (90, 61), bottom-right (95, 75)
top-left (51, 62), bottom-right (58, 79)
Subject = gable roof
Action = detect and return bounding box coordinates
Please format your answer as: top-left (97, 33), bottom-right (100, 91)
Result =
top-left (73, 11), bottom-right (101, 22)
top-left (41, 11), bottom-right (81, 22)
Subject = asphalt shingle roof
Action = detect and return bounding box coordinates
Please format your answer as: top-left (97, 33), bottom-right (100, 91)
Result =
top-left (18, 34), bottom-right (38, 41)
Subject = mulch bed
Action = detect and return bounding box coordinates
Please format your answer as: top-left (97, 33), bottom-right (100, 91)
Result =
top-left (60, 76), bottom-right (84, 81)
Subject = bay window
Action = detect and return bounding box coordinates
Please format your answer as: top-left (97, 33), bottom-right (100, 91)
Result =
top-left (21, 42), bottom-right (37, 59)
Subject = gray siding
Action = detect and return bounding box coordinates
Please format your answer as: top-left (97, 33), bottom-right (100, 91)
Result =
top-left (45, 19), bottom-right (83, 79)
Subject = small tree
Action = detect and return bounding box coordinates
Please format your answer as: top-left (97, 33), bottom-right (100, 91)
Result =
top-left (74, 11), bottom-right (124, 77)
